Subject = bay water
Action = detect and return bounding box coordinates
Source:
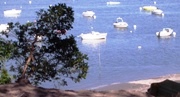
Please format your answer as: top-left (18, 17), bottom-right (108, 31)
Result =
top-left (1, 0), bottom-right (180, 90)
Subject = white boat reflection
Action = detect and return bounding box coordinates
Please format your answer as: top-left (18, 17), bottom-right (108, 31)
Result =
top-left (82, 39), bottom-right (106, 48)
top-left (82, 39), bottom-right (104, 78)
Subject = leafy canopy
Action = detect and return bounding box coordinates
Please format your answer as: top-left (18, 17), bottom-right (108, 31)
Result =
top-left (0, 39), bottom-right (14, 84)
top-left (6, 3), bottom-right (88, 86)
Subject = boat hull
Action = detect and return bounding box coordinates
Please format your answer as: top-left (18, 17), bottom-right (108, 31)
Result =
top-left (113, 17), bottom-right (128, 28)
top-left (4, 9), bottom-right (21, 17)
top-left (113, 22), bottom-right (128, 28)
top-left (107, 1), bottom-right (120, 5)
top-left (79, 31), bottom-right (107, 40)
top-left (152, 9), bottom-right (164, 16)
top-left (142, 6), bottom-right (157, 12)
top-left (82, 11), bottom-right (95, 17)
top-left (156, 28), bottom-right (175, 37)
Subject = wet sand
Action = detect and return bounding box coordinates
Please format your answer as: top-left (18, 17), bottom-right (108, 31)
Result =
top-left (93, 74), bottom-right (180, 92)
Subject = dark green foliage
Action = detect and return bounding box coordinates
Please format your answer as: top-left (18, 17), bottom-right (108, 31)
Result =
top-left (0, 39), bottom-right (14, 65)
top-left (7, 3), bottom-right (88, 86)
top-left (0, 39), bottom-right (14, 84)
top-left (0, 69), bottom-right (11, 84)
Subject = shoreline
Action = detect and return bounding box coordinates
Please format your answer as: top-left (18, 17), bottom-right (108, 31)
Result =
top-left (92, 73), bottom-right (180, 92)
top-left (1, 74), bottom-right (180, 97)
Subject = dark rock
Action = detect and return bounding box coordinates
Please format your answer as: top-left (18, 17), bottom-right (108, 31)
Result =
top-left (148, 79), bottom-right (180, 97)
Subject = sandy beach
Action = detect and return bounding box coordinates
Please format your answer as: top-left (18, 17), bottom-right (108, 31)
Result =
top-left (1, 74), bottom-right (180, 97)
top-left (93, 74), bottom-right (180, 92)
top-left (0, 83), bottom-right (152, 97)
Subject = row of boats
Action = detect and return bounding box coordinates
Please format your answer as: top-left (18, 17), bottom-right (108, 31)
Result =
top-left (78, 27), bottom-right (176, 40)
top-left (81, 7), bottom-right (129, 40)
top-left (79, 4), bottom-right (175, 40)
top-left (140, 5), bottom-right (164, 16)
top-left (140, 5), bottom-right (176, 37)
top-left (0, 3), bottom-right (176, 41)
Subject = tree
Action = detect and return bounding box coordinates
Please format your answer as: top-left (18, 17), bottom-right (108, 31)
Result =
top-left (7, 3), bottom-right (88, 86)
top-left (0, 39), bottom-right (15, 84)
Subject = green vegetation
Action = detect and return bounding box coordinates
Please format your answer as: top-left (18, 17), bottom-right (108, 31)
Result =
top-left (0, 69), bottom-right (11, 84)
top-left (4, 3), bottom-right (88, 86)
top-left (0, 39), bottom-right (15, 84)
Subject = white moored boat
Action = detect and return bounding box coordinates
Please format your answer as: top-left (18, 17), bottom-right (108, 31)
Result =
top-left (152, 9), bottom-right (164, 16)
top-left (107, 1), bottom-right (120, 5)
top-left (156, 28), bottom-right (176, 37)
top-left (0, 24), bottom-right (9, 32)
top-left (78, 31), bottom-right (107, 40)
top-left (4, 9), bottom-right (22, 17)
top-left (82, 11), bottom-right (95, 17)
top-left (140, 6), bottom-right (158, 12)
top-left (113, 17), bottom-right (128, 28)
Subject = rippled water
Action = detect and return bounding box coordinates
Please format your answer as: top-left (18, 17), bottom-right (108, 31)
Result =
top-left (1, 0), bottom-right (180, 90)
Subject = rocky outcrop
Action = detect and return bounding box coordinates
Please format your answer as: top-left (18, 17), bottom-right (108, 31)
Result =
top-left (148, 79), bottom-right (180, 97)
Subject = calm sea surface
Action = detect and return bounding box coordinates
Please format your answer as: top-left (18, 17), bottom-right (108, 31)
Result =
top-left (1, 0), bottom-right (180, 90)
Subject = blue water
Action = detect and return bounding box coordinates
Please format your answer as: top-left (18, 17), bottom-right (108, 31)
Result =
top-left (1, 0), bottom-right (180, 90)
